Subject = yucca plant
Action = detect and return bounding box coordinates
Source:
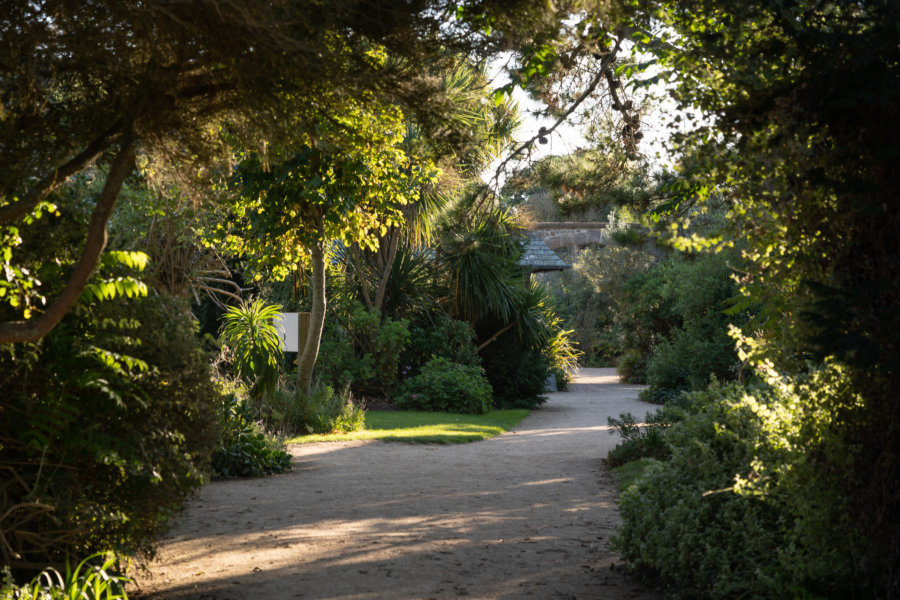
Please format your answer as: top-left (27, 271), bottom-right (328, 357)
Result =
top-left (220, 298), bottom-right (283, 408)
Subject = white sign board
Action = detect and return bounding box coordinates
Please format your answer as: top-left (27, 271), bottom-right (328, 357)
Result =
top-left (274, 312), bottom-right (299, 352)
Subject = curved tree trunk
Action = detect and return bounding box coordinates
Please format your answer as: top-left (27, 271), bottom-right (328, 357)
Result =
top-left (0, 137), bottom-right (135, 343)
top-left (296, 214), bottom-right (327, 397)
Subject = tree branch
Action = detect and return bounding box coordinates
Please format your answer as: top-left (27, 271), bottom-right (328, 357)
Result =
top-left (351, 245), bottom-right (374, 310)
top-left (477, 319), bottom-right (517, 351)
top-left (0, 138), bottom-right (136, 344)
top-left (0, 121), bottom-right (123, 224)
top-left (487, 38), bottom-right (623, 193)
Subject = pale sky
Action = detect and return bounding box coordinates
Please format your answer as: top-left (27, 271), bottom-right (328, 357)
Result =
top-left (481, 53), bottom-right (686, 190)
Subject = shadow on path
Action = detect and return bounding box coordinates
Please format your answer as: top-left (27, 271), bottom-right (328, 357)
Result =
top-left (135, 368), bottom-right (662, 600)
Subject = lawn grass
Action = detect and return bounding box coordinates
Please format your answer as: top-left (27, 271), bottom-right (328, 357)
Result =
top-left (612, 458), bottom-right (655, 491)
top-left (286, 409), bottom-right (530, 444)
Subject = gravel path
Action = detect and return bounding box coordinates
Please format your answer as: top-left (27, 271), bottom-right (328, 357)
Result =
top-left (135, 368), bottom-right (662, 599)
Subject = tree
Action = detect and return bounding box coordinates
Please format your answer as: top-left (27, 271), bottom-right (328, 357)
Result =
top-left (228, 95), bottom-right (436, 395)
top-left (1, 0), bottom-right (604, 345)
top-left (344, 61), bottom-right (520, 317)
top-left (617, 0), bottom-right (900, 592)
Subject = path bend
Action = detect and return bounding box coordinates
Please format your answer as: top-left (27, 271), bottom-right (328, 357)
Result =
top-left (136, 368), bottom-right (661, 600)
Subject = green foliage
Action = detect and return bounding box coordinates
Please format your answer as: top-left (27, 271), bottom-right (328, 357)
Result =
top-left (0, 292), bottom-right (220, 569)
top-left (623, 3), bottom-right (900, 591)
top-left (616, 348), bottom-right (649, 384)
top-left (614, 365), bottom-right (866, 599)
top-left (439, 207), bottom-right (525, 324)
top-left (479, 334), bottom-right (549, 409)
top-left (401, 313), bottom-right (481, 377)
top-left (211, 395), bottom-right (292, 479)
top-left (605, 406), bottom-right (682, 467)
top-left (220, 299), bottom-right (283, 404)
top-left (502, 148), bottom-right (658, 221)
top-left (317, 304), bottom-right (410, 396)
top-left (611, 458), bottom-right (655, 493)
top-left (0, 554), bottom-right (129, 600)
top-left (396, 357), bottom-right (493, 414)
top-left (225, 97), bottom-right (434, 280)
top-left (614, 385), bottom-right (788, 599)
top-left (541, 319), bottom-right (581, 392)
top-left (269, 385), bottom-right (366, 435)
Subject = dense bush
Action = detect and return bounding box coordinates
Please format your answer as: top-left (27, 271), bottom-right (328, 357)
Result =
top-left (316, 304), bottom-right (410, 396)
top-left (400, 313), bottom-right (481, 377)
top-left (605, 403), bottom-right (684, 467)
top-left (211, 394), bottom-right (292, 479)
top-left (614, 365), bottom-right (864, 599)
top-left (395, 357), bottom-right (493, 414)
top-left (479, 334), bottom-right (548, 409)
top-left (640, 254), bottom-right (743, 403)
top-left (616, 348), bottom-right (649, 384)
top-left (0, 292), bottom-right (221, 571)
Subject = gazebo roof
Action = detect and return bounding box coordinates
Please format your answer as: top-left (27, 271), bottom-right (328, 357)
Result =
top-left (519, 233), bottom-right (570, 272)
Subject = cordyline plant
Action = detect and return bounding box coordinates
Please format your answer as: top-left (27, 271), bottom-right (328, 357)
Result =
top-left (220, 299), bottom-right (283, 409)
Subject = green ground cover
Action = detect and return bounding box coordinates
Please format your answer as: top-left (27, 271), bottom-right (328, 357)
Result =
top-left (286, 409), bottom-right (530, 444)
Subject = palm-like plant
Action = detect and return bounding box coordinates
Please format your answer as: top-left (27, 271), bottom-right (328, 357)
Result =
top-left (439, 207), bottom-right (525, 325)
top-left (220, 299), bottom-right (283, 405)
top-left (345, 59), bottom-right (521, 317)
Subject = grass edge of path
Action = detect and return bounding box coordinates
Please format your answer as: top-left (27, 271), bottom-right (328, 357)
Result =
top-left (286, 409), bottom-right (530, 445)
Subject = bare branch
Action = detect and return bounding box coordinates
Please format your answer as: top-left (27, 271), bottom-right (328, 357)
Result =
top-left (487, 38), bottom-right (623, 192)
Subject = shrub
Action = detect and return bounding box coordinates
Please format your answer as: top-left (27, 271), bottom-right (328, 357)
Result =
top-left (638, 253), bottom-right (745, 402)
top-left (614, 366), bottom-right (865, 599)
top-left (479, 335), bottom-right (548, 409)
top-left (605, 404), bottom-right (683, 467)
top-left (617, 347), bottom-right (649, 383)
top-left (613, 383), bottom-right (785, 599)
top-left (641, 326), bottom-right (739, 404)
top-left (219, 298), bottom-right (283, 408)
top-left (211, 395), bottom-right (292, 479)
top-left (401, 313), bottom-right (481, 377)
top-left (542, 319), bottom-right (581, 392)
top-left (0, 292), bottom-right (220, 571)
top-left (396, 357), bottom-right (493, 414)
top-left (316, 304), bottom-right (410, 396)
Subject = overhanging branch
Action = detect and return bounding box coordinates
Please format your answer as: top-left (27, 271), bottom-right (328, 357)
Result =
top-left (487, 38), bottom-right (624, 192)
top-left (0, 121), bottom-right (124, 224)
top-left (0, 137), bottom-right (136, 344)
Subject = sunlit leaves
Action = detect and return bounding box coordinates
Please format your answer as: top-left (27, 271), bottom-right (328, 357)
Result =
top-left (103, 250), bottom-right (149, 271)
top-left (226, 90), bottom-right (439, 280)
top-left (220, 299), bottom-right (283, 402)
top-left (82, 277), bottom-right (149, 302)
top-left (88, 345), bottom-right (150, 376)
top-left (1, 201), bottom-right (60, 317)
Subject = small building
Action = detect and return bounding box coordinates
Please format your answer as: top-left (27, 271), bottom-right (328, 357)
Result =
top-left (518, 232), bottom-right (570, 280)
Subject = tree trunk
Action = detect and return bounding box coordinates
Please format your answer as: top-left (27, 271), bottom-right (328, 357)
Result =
top-left (373, 227), bottom-right (401, 314)
top-left (296, 216), bottom-right (327, 397)
top-left (0, 137), bottom-right (135, 343)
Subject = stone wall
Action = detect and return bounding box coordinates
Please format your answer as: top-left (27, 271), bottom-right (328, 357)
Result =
top-left (530, 222), bottom-right (606, 251)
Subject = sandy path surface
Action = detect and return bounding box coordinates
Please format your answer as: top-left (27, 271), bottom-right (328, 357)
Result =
top-left (134, 368), bottom-right (662, 600)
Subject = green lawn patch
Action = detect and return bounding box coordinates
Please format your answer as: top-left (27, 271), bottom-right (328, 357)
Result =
top-left (612, 458), bottom-right (655, 491)
top-left (286, 409), bottom-right (530, 444)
